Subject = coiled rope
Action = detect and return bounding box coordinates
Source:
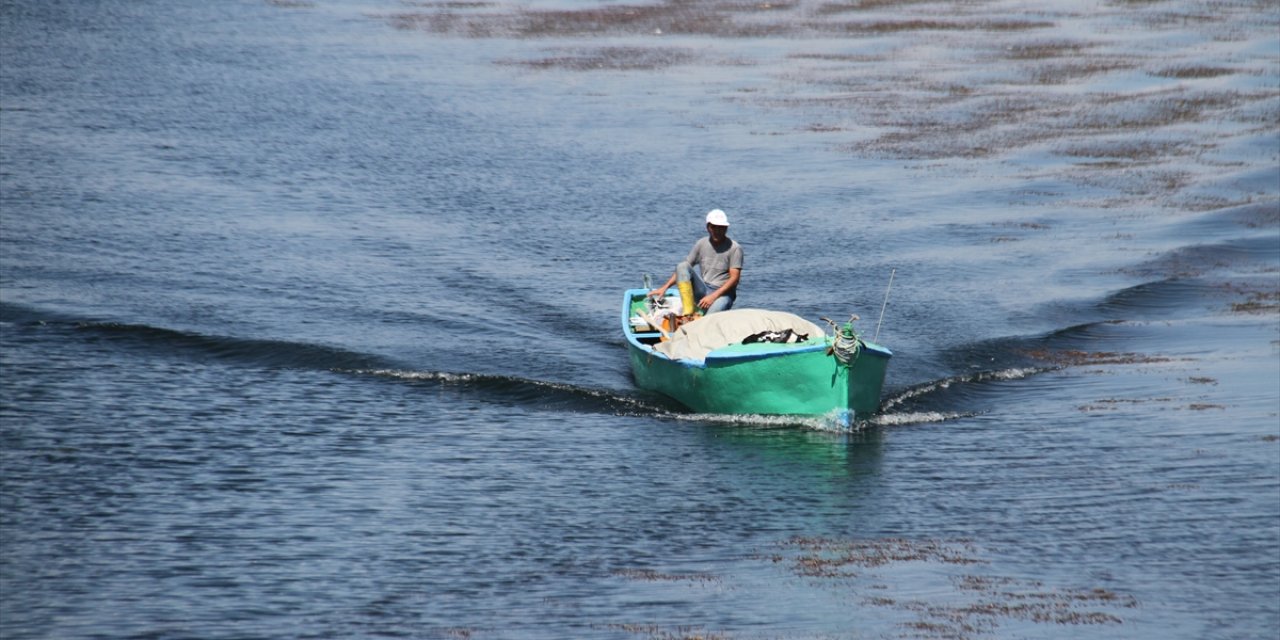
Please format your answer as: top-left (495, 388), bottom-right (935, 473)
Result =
top-left (822, 315), bottom-right (863, 366)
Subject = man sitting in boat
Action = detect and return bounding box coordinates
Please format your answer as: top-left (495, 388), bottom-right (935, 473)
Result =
top-left (649, 208), bottom-right (743, 314)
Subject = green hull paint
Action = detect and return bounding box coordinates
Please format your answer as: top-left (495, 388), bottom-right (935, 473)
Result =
top-left (622, 290), bottom-right (891, 422)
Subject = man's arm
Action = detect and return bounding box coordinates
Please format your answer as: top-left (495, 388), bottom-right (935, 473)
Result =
top-left (700, 267), bottom-right (740, 310)
top-left (650, 272), bottom-right (678, 298)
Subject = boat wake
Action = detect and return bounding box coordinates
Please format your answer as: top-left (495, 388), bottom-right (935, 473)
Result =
top-left (868, 265), bottom-right (1268, 423)
top-left (0, 302), bottom-right (392, 372)
top-left (879, 367), bottom-right (1050, 413)
top-left (670, 411), bottom-right (860, 432)
top-left (3, 300), bottom-right (1137, 433)
top-left (869, 410), bottom-right (974, 427)
top-left (350, 368), bottom-right (675, 416)
top-left (356, 369), bottom-right (968, 433)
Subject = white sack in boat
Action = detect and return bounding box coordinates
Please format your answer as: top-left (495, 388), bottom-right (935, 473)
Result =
top-left (653, 309), bottom-right (824, 362)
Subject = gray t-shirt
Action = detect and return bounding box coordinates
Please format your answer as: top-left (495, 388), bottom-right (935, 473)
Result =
top-left (685, 237), bottom-right (744, 289)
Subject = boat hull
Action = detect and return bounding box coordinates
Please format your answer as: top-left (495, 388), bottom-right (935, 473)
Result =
top-left (622, 289), bottom-right (891, 421)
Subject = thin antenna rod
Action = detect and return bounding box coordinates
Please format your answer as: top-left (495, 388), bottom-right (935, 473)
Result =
top-left (874, 268), bottom-right (895, 343)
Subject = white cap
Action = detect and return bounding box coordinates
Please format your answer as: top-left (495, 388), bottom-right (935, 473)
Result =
top-left (705, 209), bottom-right (730, 227)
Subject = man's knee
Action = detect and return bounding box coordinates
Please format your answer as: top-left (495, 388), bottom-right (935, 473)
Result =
top-left (676, 262), bottom-right (692, 280)
top-left (707, 296), bottom-right (735, 314)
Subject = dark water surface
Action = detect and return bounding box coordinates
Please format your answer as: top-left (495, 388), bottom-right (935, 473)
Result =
top-left (2, 0), bottom-right (1278, 638)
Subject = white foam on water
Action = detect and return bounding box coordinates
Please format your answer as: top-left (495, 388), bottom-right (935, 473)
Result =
top-left (879, 366), bottom-right (1053, 411)
top-left (871, 411), bottom-right (973, 427)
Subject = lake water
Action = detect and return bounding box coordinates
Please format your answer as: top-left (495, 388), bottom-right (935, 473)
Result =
top-left (2, 0), bottom-right (1277, 638)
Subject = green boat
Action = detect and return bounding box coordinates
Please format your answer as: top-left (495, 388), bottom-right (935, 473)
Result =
top-left (622, 288), bottom-right (892, 425)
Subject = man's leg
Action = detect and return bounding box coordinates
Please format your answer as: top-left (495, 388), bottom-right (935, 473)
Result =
top-left (706, 293), bottom-right (734, 313)
top-left (690, 268), bottom-right (735, 314)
